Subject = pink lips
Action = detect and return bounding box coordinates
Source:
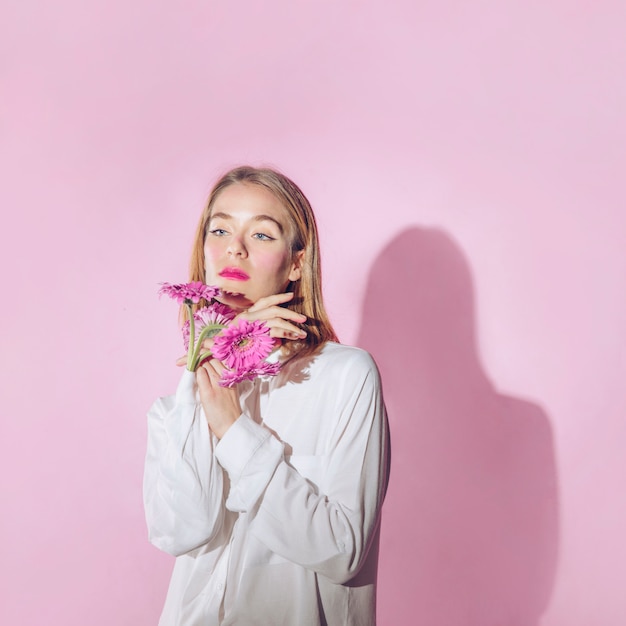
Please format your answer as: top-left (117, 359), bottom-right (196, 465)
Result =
top-left (219, 267), bottom-right (250, 281)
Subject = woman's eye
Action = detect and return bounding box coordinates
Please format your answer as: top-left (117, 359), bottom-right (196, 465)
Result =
top-left (208, 228), bottom-right (228, 236)
top-left (253, 232), bottom-right (275, 241)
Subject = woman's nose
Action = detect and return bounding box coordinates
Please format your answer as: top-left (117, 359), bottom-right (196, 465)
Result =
top-left (227, 235), bottom-right (247, 257)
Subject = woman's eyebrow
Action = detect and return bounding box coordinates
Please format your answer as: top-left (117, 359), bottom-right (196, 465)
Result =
top-left (209, 212), bottom-right (284, 233)
top-left (209, 211), bottom-right (232, 221)
top-left (252, 214), bottom-right (284, 233)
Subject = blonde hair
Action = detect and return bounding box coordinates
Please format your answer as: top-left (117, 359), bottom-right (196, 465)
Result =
top-left (188, 165), bottom-right (338, 357)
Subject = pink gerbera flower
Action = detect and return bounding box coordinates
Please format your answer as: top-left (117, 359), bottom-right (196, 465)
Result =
top-left (196, 302), bottom-right (237, 326)
top-left (212, 318), bottom-right (275, 371)
top-left (219, 361), bottom-right (281, 388)
top-left (182, 302), bottom-right (238, 350)
top-left (159, 281), bottom-right (281, 384)
top-left (158, 281), bottom-right (220, 304)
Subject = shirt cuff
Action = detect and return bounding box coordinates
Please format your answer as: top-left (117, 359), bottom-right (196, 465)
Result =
top-left (215, 414), bottom-right (284, 512)
top-left (160, 369), bottom-right (201, 449)
top-left (175, 368), bottom-right (199, 405)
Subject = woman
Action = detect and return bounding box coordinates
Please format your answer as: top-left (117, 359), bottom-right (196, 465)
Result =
top-left (144, 166), bottom-right (389, 625)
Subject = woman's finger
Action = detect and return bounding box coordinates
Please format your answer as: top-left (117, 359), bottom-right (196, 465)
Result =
top-left (196, 362), bottom-right (211, 385)
top-left (205, 358), bottom-right (225, 374)
top-left (247, 291), bottom-right (295, 312)
top-left (196, 359), bottom-right (222, 395)
top-left (236, 310), bottom-right (307, 339)
top-left (262, 318), bottom-right (308, 339)
top-left (241, 305), bottom-right (306, 324)
top-left (200, 358), bottom-right (222, 380)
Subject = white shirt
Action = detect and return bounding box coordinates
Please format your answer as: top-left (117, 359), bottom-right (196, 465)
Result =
top-left (144, 342), bottom-right (389, 625)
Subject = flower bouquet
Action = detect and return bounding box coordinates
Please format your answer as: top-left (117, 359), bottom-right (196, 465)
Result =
top-left (158, 282), bottom-right (280, 387)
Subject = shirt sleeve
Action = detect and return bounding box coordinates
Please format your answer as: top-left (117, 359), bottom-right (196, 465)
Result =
top-left (214, 350), bottom-right (389, 584)
top-left (143, 369), bottom-right (227, 556)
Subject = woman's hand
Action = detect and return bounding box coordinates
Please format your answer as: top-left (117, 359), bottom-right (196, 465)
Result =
top-left (196, 358), bottom-right (241, 439)
top-left (236, 292), bottom-right (307, 341)
top-left (175, 291), bottom-right (306, 366)
top-left (174, 291), bottom-right (307, 437)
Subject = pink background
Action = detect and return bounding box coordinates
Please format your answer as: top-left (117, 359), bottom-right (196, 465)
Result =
top-left (2, 1), bottom-right (625, 624)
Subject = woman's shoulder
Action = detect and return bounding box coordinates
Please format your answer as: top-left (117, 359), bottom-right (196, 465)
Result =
top-left (317, 341), bottom-right (373, 361)
top-left (304, 344), bottom-right (384, 416)
top-left (308, 342), bottom-right (381, 381)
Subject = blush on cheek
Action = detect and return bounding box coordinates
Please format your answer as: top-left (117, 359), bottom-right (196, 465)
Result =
top-left (204, 250), bottom-right (223, 279)
top-left (203, 247), bottom-right (223, 285)
top-left (204, 244), bottom-right (221, 262)
top-left (256, 250), bottom-right (290, 271)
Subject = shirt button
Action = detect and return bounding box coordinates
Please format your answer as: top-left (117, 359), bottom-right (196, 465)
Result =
top-left (217, 583), bottom-right (224, 591)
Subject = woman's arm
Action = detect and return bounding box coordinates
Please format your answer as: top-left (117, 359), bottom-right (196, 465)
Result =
top-left (143, 370), bottom-right (227, 556)
top-left (144, 293), bottom-right (307, 555)
top-left (213, 349), bottom-right (389, 584)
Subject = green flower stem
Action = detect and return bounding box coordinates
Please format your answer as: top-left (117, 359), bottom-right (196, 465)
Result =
top-left (186, 303), bottom-right (195, 372)
top-left (196, 351), bottom-right (213, 366)
top-left (188, 323), bottom-right (225, 371)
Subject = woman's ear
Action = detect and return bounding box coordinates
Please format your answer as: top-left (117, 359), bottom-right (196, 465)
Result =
top-left (288, 249), bottom-right (305, 282)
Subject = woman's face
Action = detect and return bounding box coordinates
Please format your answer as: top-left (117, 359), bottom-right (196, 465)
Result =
top-left (204, 182), bottom-right (303, 311)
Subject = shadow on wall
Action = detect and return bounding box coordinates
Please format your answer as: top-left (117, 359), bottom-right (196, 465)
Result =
top-left (356, 227), bottom-right (559, 626)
